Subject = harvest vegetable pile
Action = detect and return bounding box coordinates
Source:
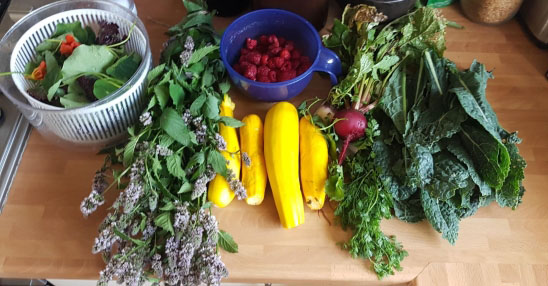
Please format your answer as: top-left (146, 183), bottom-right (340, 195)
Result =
top-left (24, 21), bottom-right (142, 108)
top-left (78, 1), bottom-right (527, 285)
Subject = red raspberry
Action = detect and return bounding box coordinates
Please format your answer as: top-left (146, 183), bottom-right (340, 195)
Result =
top-left (284, 41), bottom-right (294, 51)
top-left (259, 35), bottom-right (268, 45)
top-left (291, 59), bottom-right (301, 69)
top-left (300, 55), bottom-right (311, 66)
top-left (291, 50), bottom-right (301, 60)
top-left (240, 61), bottom-right (251, 70)
top-left (247, 51), bottom-right (261, 65)
top-left (257, 75), bottom-right (270, 83)
top-left (268, 45), bottom-right (282, 56)
top-left (246, 38), bottom-right (258, 50)
top-left (268, 35), bottom-right (279, 47)
top-left (268, 70), bottom-right (277, 82)
top-left (260, 54), bottom-right (269, 66)
top-left (277, 70), bottom-right (292, 82)
top-left (233, 63), bottom-right (241, 73)
top-left (280, 49), bottom-right (291, 60)
top-left (280, 61), bottom-right (292, 72)
top-left (244, 64), bottom-right (257, 80)
top-left (288, 69), bottom-right (297, 79)
top-left (273, 57), bottom-right (285, 68)
top-left (258, 65), bottom-right (270, 77)
top-left (278, 37), bottom-right (286, 46)
top-left (297, 64), bottom-right (310, 75)
top-left (267, 58), bottom-right (277, 69)
top-left (241, 48), bottom-right (250, 55)
top-left (239, 54), bottom-right (247, 63)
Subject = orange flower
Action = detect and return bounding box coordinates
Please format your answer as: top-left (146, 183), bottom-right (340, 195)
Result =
top-left (25, 60), bottom-right (47, 81)
top-left (60, 34), bottom-right (81, 56)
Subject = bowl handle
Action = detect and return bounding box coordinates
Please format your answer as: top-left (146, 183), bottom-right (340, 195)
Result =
top-left (313, 47), bottom-right (342, 85)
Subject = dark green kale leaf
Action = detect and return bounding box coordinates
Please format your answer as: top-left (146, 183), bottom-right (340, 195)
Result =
top-left (421, 189), bottom-right (459, 244)
top-left (496, 131), bottom-right (526, 209)
top-left (425, 151), bottom-right (470, 201)
top-left (446, 139), bottom-right (492, 196)
top-left (460, 122), bottom-right (510, 190)
top-left (393, 191), bottom-right (425, 223)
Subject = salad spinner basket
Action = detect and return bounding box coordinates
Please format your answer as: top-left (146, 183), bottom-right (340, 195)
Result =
top-left (0, 0), bottom-right (152, 149)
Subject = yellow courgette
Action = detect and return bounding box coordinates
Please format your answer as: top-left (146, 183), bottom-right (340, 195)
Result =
top-left (240, 114), bottom-right (267, 205)
top-left (264, 102), bottom-right (305, 229)
top-left (208, 95), bottom-right (240, 208)
top-left (299, 116), bottom-right (328, 210)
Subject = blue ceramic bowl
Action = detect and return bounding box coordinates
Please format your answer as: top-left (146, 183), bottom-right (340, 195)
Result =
top-left (220, 9), bottom-right (342, 102)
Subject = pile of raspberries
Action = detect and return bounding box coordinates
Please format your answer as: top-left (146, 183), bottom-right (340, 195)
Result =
top-left (232, 34), bottom-right (312, 82)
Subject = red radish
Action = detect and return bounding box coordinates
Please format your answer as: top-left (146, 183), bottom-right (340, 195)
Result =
top-left (333, 109), bottom-right (367, 165)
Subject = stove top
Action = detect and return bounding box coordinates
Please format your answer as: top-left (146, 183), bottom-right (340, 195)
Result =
top-left (0, 0), bottom-right (32, 213)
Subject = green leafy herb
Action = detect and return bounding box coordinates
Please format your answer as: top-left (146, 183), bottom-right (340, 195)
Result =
top-left (217, 230), bottom-right (238, 253)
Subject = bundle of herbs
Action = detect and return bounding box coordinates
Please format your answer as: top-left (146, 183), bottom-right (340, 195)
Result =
top-left (23, 20), bottom-right (141, 108)
top-left (319, 4), bottom-right (526, 279)
top-left (79, 1), bottom-right (243, 285)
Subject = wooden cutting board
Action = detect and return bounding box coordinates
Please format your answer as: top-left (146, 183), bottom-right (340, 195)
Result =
top-left (1, 1), bottom-right (547, 285)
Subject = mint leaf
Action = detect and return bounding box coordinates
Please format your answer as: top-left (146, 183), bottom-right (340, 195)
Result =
top-left (219, 116), bottom-right (244, 128)
top-left (166, 154), bottom-right (184, 179)
top-left (160, 108), bottom-right (192, 146)
top-left (189, 94), bottom-right (206, 116)
top-left (203, 94), bottom-right (220, 119)
top-left (123, 134), bottom-right (140, 167)
top-left (154, 212), bottom-right (174, 235)
top-left (147, 63), bottom-right (166, 82)
top-left (178, 182), bottom-right (192, 194)
top-left (219, 80), bottom-right (230, 94)
top-left (208, 149), bottom-right (227, 177)
top-left (188, 46), bottom-right (218, 66)
top-left (217, 230), bottom-right (238, 253)
top-left (155, 84), bottom-right (170, 109)
top-left (169, 82), bottom-right (184, 106)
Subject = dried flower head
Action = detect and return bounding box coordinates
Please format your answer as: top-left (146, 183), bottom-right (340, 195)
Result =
top-left (184, 36), bottom-right (195, 51)
top-left (225, 168), bottom-right (247, 200)
top-left (139, 112), bottom-right (152, 126)
top-left (242, 152), bottom-right (251, 167)
top-left (92, 171), bottom-right (108, 195)
top-left (80, 190), bottom-right (105, 217)
top-left (182, 109), bottom-right (192, 125)
top-left (155, 144), bottom-right (173, 157)
top-left (180, 50), bottom-right (192, 67)
top-left (214, 133), bottom-right (227, 151)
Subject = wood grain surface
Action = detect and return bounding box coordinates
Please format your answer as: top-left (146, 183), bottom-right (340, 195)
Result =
top-left (1, 1), bottom-right (547, 285)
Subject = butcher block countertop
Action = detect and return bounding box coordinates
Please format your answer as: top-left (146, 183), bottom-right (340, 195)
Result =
top-left (1, 1), bottom-right (548, 285)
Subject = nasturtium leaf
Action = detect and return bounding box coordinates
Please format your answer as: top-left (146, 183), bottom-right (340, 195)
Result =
top-left (106, 52), bottom-right (142, 81)
top-left (61, 45), bottom-right (116, 80)
top-left (93, 79), bottom-right (119, 99)
top-left (59, 92), bottom-right (89, 108)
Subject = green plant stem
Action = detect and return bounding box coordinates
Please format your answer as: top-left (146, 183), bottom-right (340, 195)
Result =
top-left (108, 22), bottom-right (136, 49)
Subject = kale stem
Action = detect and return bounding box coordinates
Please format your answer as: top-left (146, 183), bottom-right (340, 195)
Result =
top-left (401, 62), bottom-right (408, 170)
top-left (415, 56), bottom-right (424, 103)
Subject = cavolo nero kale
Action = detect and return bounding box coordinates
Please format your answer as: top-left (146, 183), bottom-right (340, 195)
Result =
top-left (323, 3), bottom-right (526, 280)
top-left (376, 50), bottom-right (527, 244)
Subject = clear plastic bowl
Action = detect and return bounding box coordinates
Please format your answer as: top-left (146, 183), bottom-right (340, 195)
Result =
top-left (0, 0), bottom-right (152, 151)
